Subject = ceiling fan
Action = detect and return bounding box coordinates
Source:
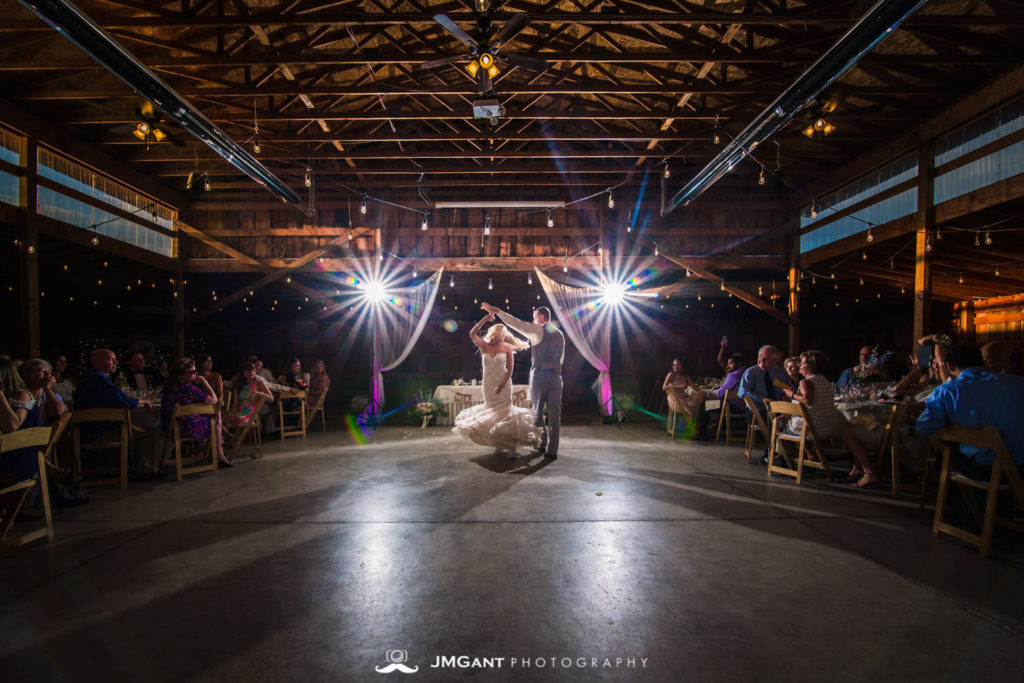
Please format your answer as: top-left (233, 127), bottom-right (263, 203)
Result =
top-left (422, 4), bottom-right (548, 94)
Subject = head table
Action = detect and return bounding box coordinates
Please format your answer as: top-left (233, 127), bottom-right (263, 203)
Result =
top-left (433, 384), bottom-right (532, 425)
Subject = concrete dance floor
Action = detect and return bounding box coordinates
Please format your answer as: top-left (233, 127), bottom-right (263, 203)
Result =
top-left (2, 423), bottom-right (1023, 682)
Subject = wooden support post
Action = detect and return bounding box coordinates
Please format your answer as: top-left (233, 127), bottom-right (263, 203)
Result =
top-left (913, 142), bottom-right (935, 343)
top-left (17, 136), bottom-right (40, 359)
top-left (788, 226), bottom-right (800, 355)
top-left (173, 252), bottom-right (185, 359)
top-left (959, 300), bottom-right (976, 344)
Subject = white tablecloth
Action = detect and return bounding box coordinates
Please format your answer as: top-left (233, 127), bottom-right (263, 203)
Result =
top-left (433, 384), bottom-right (531, 425)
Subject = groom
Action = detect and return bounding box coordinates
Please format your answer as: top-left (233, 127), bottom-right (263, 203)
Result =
top-left (481, 302), bottom-right (565, 459)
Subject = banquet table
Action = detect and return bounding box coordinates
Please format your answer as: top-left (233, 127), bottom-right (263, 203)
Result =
top-left (433, 384), bottom-right (531, 425)
top-left (835, 400), bottom-right (899, 430)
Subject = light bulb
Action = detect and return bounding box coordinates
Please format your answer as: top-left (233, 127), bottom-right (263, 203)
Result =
top-left (758, 169), bottom-right (765, 185)
top-left (925, 240), bottom-right (933, 253)
top-left (664, 165), bottom-right (670, 179)
top-left (654, 246), bottom-right (659, 256)
top-left (975, 233), bottom-right (980, 246)
top-left (958, 273), bottom-right (964, 284)
top-left (626, 225), bottom-right (632, 233)
top-left (413, 269), bottom-right (417, 278)
top-left (253, 140), bottom-right (260, 154)
top-left (866, 229), bottom-right (874, 242)
top-left (488, 278), bottom-right (493, 290)
top-left (484, 225), bottom-right (490, 236)
top-left (27, 244), bottom-right (36, 254)
top-left (984, 230), bottom-right (992, 245)
top-left (859, 276), bottom-right (864, 286)
top-left (810, 203), bottom-right (817, 219)
top-left (889, 259), bottom-right (894, 270)
top-left (697, 293), bottom-right (702, 301)
top-left (713, 131), bottom-right (720, 145)
top-left (449, 275), bottom-right (454, 287)
top-left (901, 284), bottom-right (906, 294)
top-left (563, 262), bottom-right (568, 273)
top-left (936, 228), bottom-right (942, 240)
top-left (527, 273), bottom-right (533, 285)
top-left (995, 264), bottom-right (1000, 276)
top-left (91, 234), bottom-right (100, 246)
top-left (360, 196), bottom-right (367, 214)
top-left (607, 192), bottom-right (614, 209)
top-left (862, 251), bottom-right (867, 260)
top-left (422, 215), bottom-right (428, 231)
top-left (547, 210), bottom-right (553, 228)
top-left (720, 281), bottom-right (725, 291)
top-left (204, 176), bottom-right (211, 191)
top-left (686, 269), bottom-right (691, 278)
top-left (304, 168), bottom-right (312, 187)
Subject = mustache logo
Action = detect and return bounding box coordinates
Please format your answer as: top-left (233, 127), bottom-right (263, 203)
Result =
top-left (374, 662), bottom-right (419, 674)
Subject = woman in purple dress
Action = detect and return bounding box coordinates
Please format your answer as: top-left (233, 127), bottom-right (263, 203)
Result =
top-left (161, 357), bottom-right (230, 466)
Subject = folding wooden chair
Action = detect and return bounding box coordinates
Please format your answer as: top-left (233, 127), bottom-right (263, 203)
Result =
top-left (305, 387), bottom-right (329, 432)
top-left (277, 389), bottom-right (307, 440)
top-left (932, 425), bottom-right (1024, 558)
top-left (742, 395), bottom-right (771, 463)
top-left (716, 390), bottom-right (745, 446)
top-left (160, 403), bottom-right (220, 481)
top-left (765, 400), bottom-right (839, 483)
top-left (70, 407), bottom-right (133, 489)
top-left (225, 396), bottom-right (266, 461)
top-left (221, 388), bottom-right (235, 413)
top-left (1, 426), bottom-right (55, 556)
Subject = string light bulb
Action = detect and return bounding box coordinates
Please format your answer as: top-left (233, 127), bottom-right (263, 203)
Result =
top-left (527, 272), bottom-right (533, 285)
top-left (859, 276), bottom-right (864, 286)
top-left (862, 250), bottom-right (867, 260)
top-left (889, 258), bottom-right (894, 270)
top-left (360, 195), bottom-right (367, 214)
top-left (936, 228), bottom-right (942, 240)
top-left (958, 272), bottom-right (964, 284)
top-left (810, 202), bottom-right (817, 219)
top-left (304, 168), bottom-right (312, 187)
top-left (995, 264), bottom-right (1000, 276)
top-left (866, 229), bottom-right (874, 242)
top-left (984, 230), bottom-right (992, 245)
top-left (547, 209), bottom-right (554, 228)
top-left (626, 224), bottom-right (632, 233)
top-left (449, 275), bottom-right (455, 287)
top-left (654, 246), bottom-right (659, 256)
top-left (253, 138), bottom-right (260, 154)
top-left (758, 168), bottom-right (766, 185)
top-left (563, 262), bottom-right (568, 273)
top-left (607, 191), bottom-right (614, 209)
top-left (421, 214), bottom-right (429, 231)
top-left (203, 175), bottom-right (211, 192)
top-left (974, 232), bottom-right (981, 247)
top-left (488, 278), bottom-right (493, 290)
top-left (90, 234), bottom-right (100, 246)
top-left (484, 215), bottom-right (491, 236)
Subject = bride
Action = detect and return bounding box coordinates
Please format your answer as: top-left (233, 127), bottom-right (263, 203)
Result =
top-left (452, 313), bottom-right (540, 456)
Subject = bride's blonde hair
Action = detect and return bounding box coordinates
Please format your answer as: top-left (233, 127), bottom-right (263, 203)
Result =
top-left (483, 323), bottom-right (530, 351)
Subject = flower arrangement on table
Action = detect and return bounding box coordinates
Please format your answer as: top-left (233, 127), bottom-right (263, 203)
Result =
top-left (852, 345), bottom-right (894, 385)
top-left (409, 393), bottom-right (447, 426)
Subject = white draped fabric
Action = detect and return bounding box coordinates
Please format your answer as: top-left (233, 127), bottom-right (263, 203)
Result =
top-left (535, 268), bottom-right (613, 416)
top-left (370, 270), bottom-right (443, 414)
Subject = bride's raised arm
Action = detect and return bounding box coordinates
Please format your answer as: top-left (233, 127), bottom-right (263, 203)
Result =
top-left (469, 313), bottom-right (493, 352)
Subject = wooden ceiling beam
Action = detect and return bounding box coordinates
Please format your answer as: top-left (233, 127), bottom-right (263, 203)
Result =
top-left (185, 256), bottom-right (605, 273)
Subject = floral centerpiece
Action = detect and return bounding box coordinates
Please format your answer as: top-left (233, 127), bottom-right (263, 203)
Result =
top-left (852, 345), bottom-right (893, 385)
top-left (409, 392), bottom-right (447, 427)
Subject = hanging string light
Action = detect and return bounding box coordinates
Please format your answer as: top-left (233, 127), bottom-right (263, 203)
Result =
top-left (304, 167), bottom-right (312, 188)
top-left (484, 214), bottom-right (491, 236)
top-left (958, 272), bottom-right (964, 284)
top-left (995, 264), bottom-right (1000, 276)
top-left (984, 230), bottom-right (992, 245)
top-left (547, 209), bottom-right (554, 228)
top-left (758, 168), bottom-right (766, 185)
top-left (866, 228), bottom-right (874, 242)
top-left (562, 261), bottom-right (568, 273)
top-left (607, 190), bottom-right (614, 209)
top-left (449, 274), bottom-right (455, 287)
top-left (810, 202), bottom-right (817, 219)
top-left (664, 164), bottom-right (670, 179)
top-left (360, 194), bottom-right (367, 214)
top-left (862, 250), bottom-right (867, 260)
top-left (527, 272), bottom-right (533, 285)
top-left (859, 276), bottom-right (864, 286)
top-left (488, 278), bottom-right (493, 290)
top-left (974, 232), bottom-right (981, 247)
top-left (252, 99), bottom-right (261, 153)
top-left (421, 213), bottom-right (429, 231)
top-left (654, 246), bottom-right (659, 256)
top-left (626, 224), bottom-right (632, 233)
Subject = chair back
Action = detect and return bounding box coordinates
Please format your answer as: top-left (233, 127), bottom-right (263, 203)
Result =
top-left (0, 426), bottom-right (52, 454)
top-left (69, 407), bottom-right (132, 489)
top-left (765, 399), bottom-right (835, 483)
top-left (70, 407), bottom-right (131, 426)
top-left (935, 425), bottom-right (1024, 501)
top-left (170, 402), bottom-right (218, 419)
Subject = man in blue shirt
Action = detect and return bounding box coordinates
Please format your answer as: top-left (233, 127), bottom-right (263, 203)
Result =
top-left (915, 345), bottom-right (1024, 474)
top-left (738, 345), bottom-right (790, 411)
top-left (74, 349), bottom-right (153, 443)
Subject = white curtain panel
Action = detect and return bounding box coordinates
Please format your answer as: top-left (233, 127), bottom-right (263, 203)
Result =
top-left (535, 268), bottom-right (613, 415)
top-left (370, 270), bottom-right (443, 414)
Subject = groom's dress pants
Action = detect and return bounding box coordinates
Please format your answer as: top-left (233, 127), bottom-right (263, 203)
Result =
top-left (530, 369), bottom-right (562, 455)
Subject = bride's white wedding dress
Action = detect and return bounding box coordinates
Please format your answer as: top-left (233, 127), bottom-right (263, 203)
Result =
top-left (452, 353), bottom-right (540, 451)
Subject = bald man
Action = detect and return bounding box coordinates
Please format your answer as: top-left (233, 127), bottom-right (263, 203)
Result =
top-left (74, 348), bottom-right (152, 443)
top-left (981, 340), bottom-right (1012, 374)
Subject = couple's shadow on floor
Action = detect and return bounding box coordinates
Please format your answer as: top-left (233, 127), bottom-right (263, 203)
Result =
top-left (469, 450), bottom-right (554, 475)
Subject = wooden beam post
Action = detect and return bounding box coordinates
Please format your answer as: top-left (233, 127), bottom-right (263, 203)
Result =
top-left (913, 142), bottom-right (935, 343)
top-left (173, 253), bottom-right (185, 358)
top-left (18, 136), bottom-right (40, 358)
top-left (958, 300), bottom-right (976, 344)
top-left (788, 226), bottom-right (800, 354)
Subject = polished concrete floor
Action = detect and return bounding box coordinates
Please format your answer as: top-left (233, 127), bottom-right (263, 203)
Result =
top-left (2, 422), bottom-right (1023, 682)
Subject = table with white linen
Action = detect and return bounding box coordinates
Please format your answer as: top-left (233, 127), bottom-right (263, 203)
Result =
top-left (433, 384), bottom-right (531, 425)
top-left (835, 400), bottom-right (899, 430)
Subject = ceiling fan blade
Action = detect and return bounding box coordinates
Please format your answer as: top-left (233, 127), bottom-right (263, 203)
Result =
top-left (492, 12), bottom-right (530, 48)
top-left (421, 54), bottom-right (465, 70)
top-left (499, 52), bottom-right (547, 72)
top-left (434, 13), bottom-right (476, 48)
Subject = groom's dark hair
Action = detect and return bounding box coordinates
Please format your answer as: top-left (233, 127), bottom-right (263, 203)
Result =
top-left (535, 306), bottom-right (551, 322)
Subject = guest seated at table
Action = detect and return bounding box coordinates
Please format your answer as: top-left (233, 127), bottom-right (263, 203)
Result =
top-left (981, 340), bottom-right (1012, 375)
top-left (195, 353), bottom-right (224, 401)
top-left (0, 359), bottom-right (67, 481)
top-left (116, 351), bottom-right (162, 392)
top-left (223, 362), bottom-right (274, 429)
top-left (51, 354), bottom-right (76, 404)
top-left (251, 356), bottom-right (276, 384)
top-left (738, 345), bottom-right (790, 417)
top-left (893, 353), bottom-right (942, 400)
top-left (74, 349), bottom-right (153, 443)
top-left (715, 349), bottom-right (746, 413)
top-left (837, 345), bottom-right (886, 388)
top-left (0, 358), bottom-right (24, 435)
top-left (161, 357), bottom-right (230, 467)
top-left (783, 355), bottom-right (802, 390)
top-left (663, 358), bottom-right (706, 436)
top-left (278, 359), bottom-right (309, 427)
top-left (915, 344), bottom-right (1024, 479)
top-left (305, 359), bottom-right (330, 409)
